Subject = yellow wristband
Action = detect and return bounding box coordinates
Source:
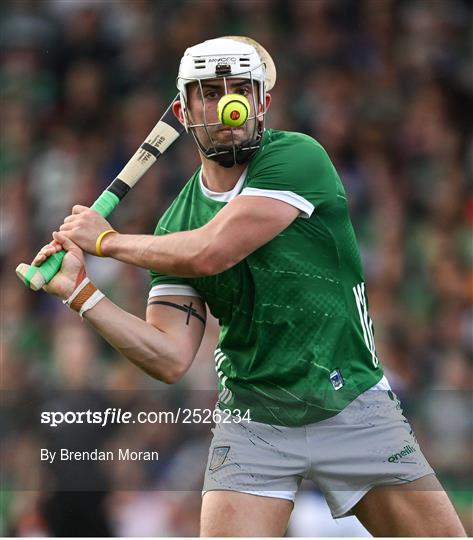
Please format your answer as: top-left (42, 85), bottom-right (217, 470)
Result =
top-left (95, 229), bottom-right (117, 257)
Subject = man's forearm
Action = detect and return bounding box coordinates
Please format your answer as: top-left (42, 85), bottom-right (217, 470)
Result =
top-left (83, 297), bottom-right (186, 384)
top-left (101, 230), bottom-right (212, 277)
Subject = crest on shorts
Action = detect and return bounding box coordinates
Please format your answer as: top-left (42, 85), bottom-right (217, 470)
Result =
top-left (209, 446), bottom-right (230, 471)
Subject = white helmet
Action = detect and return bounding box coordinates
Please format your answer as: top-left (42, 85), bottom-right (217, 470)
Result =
top-left (176, 36), bottom-right (276, 167)
top-left (177, 37), bottom-right (267, 111)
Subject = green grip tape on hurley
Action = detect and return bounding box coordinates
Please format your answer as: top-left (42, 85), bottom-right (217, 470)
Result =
top-left (18, 190), bottom-right (121, 290)
top-left (22, 250), bottom-right (66, 290)
top-left (90, 190), bottom-right (120, 218)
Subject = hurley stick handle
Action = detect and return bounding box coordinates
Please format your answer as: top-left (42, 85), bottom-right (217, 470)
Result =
top-left (16, 191), bottom-right (120, 291)
top-left (16, 94), bottom-right (184, 292)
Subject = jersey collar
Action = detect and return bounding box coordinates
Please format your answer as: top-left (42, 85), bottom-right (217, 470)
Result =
top-left (199, 167), bottom-right (248, 203)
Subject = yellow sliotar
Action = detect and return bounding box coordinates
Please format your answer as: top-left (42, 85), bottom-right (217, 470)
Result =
top-left (217, 94), bottom-right (250, 128)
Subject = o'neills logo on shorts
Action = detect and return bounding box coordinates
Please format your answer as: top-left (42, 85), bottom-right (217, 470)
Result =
top-left (388, 444), bottom-right (416, 463)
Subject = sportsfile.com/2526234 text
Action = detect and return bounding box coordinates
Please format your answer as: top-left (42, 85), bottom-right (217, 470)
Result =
top-left (40, 408), bottom-right (251, 428)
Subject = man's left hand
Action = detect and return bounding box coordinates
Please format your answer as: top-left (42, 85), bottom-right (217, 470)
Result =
top-left (59, 205), bottom-right (113, 255)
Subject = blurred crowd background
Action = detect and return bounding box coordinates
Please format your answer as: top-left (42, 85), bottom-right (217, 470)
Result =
top-left (1, 0), bottom-right (472, 536)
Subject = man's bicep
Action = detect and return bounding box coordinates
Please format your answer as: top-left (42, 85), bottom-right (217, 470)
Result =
top-left (202, 195), bottom-right (300, 269)
top-left (146, 294), bottom-right (206, 363)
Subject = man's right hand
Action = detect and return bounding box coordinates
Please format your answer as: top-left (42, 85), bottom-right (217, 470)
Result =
top-left (32, 231), bottom-right (87, 301)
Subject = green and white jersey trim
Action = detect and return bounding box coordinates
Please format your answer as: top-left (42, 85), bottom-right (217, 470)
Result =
top-left (198, 167), bottom-right (314, 217)
top-left (240, 187), bottom-right (314, 218)
top-left (149, 283), bottom-right (201, 299)
top-left (199, 168), bottom-right (248, 202)
top-left (353, 282), bottom-right (379, 367)
top-left (214, 347), bottom-right (233, 404)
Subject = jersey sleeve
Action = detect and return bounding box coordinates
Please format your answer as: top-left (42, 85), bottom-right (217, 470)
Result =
top-left (241, 134), bottom-right (341, 217)
top-left (148, 280), bottom-right (201, 300)
top-left (148, 222), bottom-right (201, 300)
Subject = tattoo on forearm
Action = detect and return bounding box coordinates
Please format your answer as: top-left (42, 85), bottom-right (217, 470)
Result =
top-left (148, 300), bottom-right (206, 325)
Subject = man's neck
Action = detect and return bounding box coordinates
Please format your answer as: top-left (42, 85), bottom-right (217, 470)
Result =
top-left (201, 157), bottom-right (247, 193)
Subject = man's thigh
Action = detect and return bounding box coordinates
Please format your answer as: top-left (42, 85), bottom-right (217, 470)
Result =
top-left (353, 474), bottom-right (466, 537)
top-left (200, 490), bottom-right (293, 537)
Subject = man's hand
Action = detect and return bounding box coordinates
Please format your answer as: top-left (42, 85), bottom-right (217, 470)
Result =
top-left (32, 231), bottom-right (86, 300)
top-left (59, 205), bottom-right (113, 255)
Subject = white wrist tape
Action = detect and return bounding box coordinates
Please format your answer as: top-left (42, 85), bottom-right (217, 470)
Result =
top-left (79, 289), bottom-right (105, 318)
top-left (63, 277), bottom-right (91, 306)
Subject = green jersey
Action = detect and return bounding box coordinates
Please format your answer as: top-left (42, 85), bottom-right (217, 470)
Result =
top-left (150, 129), bottom-right (383, 426)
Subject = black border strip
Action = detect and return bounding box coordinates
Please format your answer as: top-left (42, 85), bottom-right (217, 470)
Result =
top-left (141, 143), bottom-right (161, 158)
top-left (161, 110), bottom-right (185, 133)
top-left (107, 178), bottom-right (131, 200)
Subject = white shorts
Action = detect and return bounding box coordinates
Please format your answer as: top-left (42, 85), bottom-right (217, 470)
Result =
top-left (203, 378), bottom-right (434, 518)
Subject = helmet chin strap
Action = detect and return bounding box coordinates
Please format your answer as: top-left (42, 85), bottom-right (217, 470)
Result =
top-left (205, 139), bottom-right (260, 168)
top-left (189, 122), bottom-right (263, 168)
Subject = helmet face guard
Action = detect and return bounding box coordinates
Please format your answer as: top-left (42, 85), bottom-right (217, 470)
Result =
top-left (176, 37), bottom-right (274, 167)
top-left (180, 69), bottom-right (267, 167)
